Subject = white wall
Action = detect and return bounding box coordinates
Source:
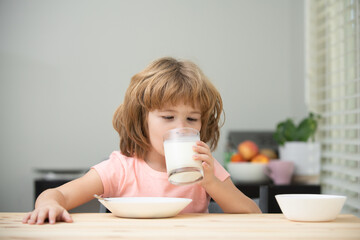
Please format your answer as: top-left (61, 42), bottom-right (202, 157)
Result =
top-left (0, 0), bottom-right (306, 211)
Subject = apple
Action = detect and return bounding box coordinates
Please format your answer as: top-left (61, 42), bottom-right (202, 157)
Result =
top-left (251, 154), bottom-right (270, 163)
top-left (238, 141), bottom-right (259, 160)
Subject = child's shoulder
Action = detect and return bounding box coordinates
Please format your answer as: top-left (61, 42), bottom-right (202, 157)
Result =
top-left (106, 151), bottom-right (138, 166)
top-left (94, 151), bottom-right (138, 174)
top-left (107, 151), bottom-right (133, 160)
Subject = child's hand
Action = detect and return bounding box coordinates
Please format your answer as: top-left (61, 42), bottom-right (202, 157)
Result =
top-left (22, 204), bottom-right (73, 225)
top-left (193, 141), bottom-right (217, 187)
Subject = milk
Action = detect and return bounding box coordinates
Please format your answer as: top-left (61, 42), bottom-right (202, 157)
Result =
top-left (164, 141), bottom-right (202, 170)
top-left (163, 130), bottom-right (203, 185)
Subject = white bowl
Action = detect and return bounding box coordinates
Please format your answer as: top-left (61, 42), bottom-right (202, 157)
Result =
top-left (98, 197), bottom-right (192, 218)
top-left (275, 194), bottom-right (346, 222)
top-left (227, 162), bottom-right (269, 183)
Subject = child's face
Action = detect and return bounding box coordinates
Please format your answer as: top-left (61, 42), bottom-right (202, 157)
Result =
top-left (147, 102), bottom-right (202, 158)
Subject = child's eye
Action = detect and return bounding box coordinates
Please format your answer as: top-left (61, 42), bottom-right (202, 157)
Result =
top-left (162, 116), bottom-right (174, 120)
top-left (187, 117), bottom-right (198, 122)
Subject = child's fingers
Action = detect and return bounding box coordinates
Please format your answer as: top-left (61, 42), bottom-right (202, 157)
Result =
top-left (193, 144), bottom-right (211, 155)
top-left (195, 141), bottom-right (210, 150)
top-left (36, 209), bottom-right (50, 225)
top-left (22, 212), bottom-right (32, 224)
top-left (194, 154), bottom-right (214, 173)
top-left (23, 207), bottom-right (71, 225)
top-left (48, 208), bottom-right (58, 224)
top-left (193, 153), bottom-right (211, 163)
top-left (202, 161), bottom-right (211, 170)
top-left (27, 210), bottom-right (40, 224)
top-left (61, 210), bottom-right (73, 223)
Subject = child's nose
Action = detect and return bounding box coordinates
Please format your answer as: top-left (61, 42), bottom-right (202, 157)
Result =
top-left (177, 120), bottom-right (189, 129)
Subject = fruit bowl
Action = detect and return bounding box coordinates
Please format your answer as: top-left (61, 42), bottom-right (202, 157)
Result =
top-left (227, 162), bottom-right (269, 183)
top-left (275, 194), bottom-right (346, 222)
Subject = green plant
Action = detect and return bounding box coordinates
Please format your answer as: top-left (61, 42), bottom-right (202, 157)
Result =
top-left (273, 112), bottom-right (321, 146)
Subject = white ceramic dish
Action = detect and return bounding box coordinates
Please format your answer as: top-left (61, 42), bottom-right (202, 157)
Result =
top-left (98, 197), bottom-right (192, 218)
top-left (227, 162), bottom-right (269, 183)
top-left (275, 194), bottom-right (346, 222)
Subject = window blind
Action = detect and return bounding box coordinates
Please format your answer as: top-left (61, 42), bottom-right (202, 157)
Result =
top-left (306, 0), bottom-right (360, 217)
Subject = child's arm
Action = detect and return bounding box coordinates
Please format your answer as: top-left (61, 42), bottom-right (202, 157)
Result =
top-left (193, 141), bottom-right (261, 213)
top-left (202, 177), bottom-right (261, 213)
top-left (22, 169), bottom-right (104, 224)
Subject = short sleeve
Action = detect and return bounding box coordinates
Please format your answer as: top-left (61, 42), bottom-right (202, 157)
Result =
top-left (214, 159), bottom-right (230, 182)
top-left (91, 151), bottom-right (126, 197)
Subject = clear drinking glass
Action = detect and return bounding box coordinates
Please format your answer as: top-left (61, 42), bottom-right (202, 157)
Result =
top-left (163, 127), bottom-right (204, 185)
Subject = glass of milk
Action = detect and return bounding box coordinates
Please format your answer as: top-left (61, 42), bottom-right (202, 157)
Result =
top-left (163, 127), bottom-right (204, 185)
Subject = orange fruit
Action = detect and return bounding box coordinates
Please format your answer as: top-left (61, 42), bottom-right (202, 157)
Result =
top-left (251, 154), bottom-right (270, 163)
top-left (230, 153), bottom-right (246, 162)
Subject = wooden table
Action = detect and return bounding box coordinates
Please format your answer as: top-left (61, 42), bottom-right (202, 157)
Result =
top-left (1, 213), bottom-right (360, 240)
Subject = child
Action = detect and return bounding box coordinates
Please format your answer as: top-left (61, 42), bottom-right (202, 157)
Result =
top-left (23, 57), bottom-right (261, 225)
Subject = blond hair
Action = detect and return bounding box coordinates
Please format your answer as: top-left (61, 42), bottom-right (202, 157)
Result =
top-left (113, 57), bottom-right (223, 159)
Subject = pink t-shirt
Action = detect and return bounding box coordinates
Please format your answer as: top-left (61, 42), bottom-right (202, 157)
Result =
top-left (92, 151), bottom-right (230, 213)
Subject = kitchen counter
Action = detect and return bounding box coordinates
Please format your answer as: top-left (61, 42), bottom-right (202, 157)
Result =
top-left (1, 213), bottom-right (360, 239)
